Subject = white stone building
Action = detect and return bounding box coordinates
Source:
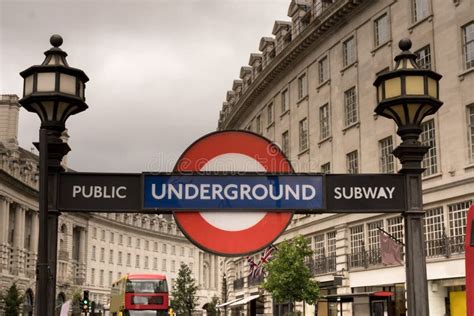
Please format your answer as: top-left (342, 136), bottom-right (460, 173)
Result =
top-left (217, 0), bottom-right (474, 315)
top-left (0, 94), bottom-right (221, 314)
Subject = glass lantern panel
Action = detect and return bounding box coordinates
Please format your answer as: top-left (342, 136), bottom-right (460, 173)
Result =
top-left (79, 82), bottom-right (84, 98)
top-left (36, 73), bottom-right (56, 92)
top-left (405, 76), bottom-right (424, 95)
top-left (416, 104), bottom-right (433, 123)
top-left (24, 75), bottom-right (34, 96)
top-left (407, 103), bottom-right (422, 125)
top-left (60, 74), bottom-right (77, 95)
top-left (42, 101), bottom-right (55, 121)
top-left (377, 84), bottom-right (383, 102)
top-left (384, 104), bottom-right (405, 125)
top-left (56, 102), bottom-right (70, 122)
top-left (427, 77), bottom-right (437, 98)
top-left (384, 77), bottom-right (401, 98)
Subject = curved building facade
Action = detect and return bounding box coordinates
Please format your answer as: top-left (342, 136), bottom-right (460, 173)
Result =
top-left (217, 0), bottom-right (474, 315)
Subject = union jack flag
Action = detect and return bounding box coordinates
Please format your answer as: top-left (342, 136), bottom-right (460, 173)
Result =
top-left (246, 256), bottom-right (259, 278)
top-left (260, 245), bottom-right (276, 265)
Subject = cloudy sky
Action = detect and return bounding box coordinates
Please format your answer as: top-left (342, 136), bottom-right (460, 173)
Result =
top-left (0, 0), bottom-right (290, 172)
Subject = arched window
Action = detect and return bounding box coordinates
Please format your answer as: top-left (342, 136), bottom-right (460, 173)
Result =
top-left (23, 289), bottom-right (34, 316)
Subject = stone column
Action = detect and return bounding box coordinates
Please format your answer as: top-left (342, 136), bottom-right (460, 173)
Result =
top-left (13, 204), bottom-right (26, 275)
top-left (30, 211), bottom-right (39, 274)
top-left (78, 227), bottom-right (87, 284)
top-left (0, 196), bottom-right (9, 271)
top-left (335, 223), bottom-right (351, 316)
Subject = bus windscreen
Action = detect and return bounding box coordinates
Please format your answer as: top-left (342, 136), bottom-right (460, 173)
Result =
top-left (126, 279), bottom-right (168, 293)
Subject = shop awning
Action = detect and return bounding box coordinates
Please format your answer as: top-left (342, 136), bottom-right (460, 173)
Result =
top-left (216, 298), bottom-right (244, 308)
top-left (322, 291), bottom-right (394, 302)
top-left (228, 294), bottom-right (260, 306)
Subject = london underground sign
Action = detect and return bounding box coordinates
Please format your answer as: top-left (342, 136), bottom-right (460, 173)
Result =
top-left (57, 131), bottom-right (407, 255)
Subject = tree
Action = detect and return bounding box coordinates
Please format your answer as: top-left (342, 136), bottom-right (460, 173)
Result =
top-left (2, 283), bottom-right (23, 315)
top-left (263, 236), bottom-right (319, 310)
top-left (203, 296), bottom-right (219, 316)
top-left (171, 263), bottom-right (198, 316)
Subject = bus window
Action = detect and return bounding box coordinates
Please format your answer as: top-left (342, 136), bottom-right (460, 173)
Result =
top-left (471, 220), bottom-right (474, 246)
top-left (126, 279), bottom-right (168, 293)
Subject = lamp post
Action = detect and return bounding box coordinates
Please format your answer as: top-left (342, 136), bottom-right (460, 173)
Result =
top-left (374, 38), bottom-right (443, 316)
top-left (19, 34), bottom-right (89, 316)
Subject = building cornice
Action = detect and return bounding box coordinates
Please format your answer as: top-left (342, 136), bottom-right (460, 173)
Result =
top-left (0, 169), bottom-right (38, 198)
top-left (219, 0), bottom-right (367, 130)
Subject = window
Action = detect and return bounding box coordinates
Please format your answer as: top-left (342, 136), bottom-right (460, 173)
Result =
top-left (424, 207), bottom-right (444, 256)
top-left (449, 201), bottom-right (471, 239)
top-left (415, 45), bottom-right (431, 69)
top-left (321, 162), bottom-right (331, 174)
top-left (281, 89), bottom-right (289, 113)
top-left (93, 227), bottom-right (97, 239)
top-left (180, 247), bottom-right (185, 256)
top-left (343, 36), bottom-right (356, 66)
top-left (412, 0), bottom-right (429, 23)
top-left (99, 270), bottom-right (104, 287)
top-left (189, 262), bottom-right (194, 271)
top-left (109, 250), bottom-right (113, 264)
top-left (153, 257), bottom-right (158, 270)
top-left (162, 244), bottom-right (167, 254)
top-left (367, 220), bottom-right (383, 251)
top-left (127, 236), bottom-right (132, 247)
top-left (101, 230), bottom-right (105, 241)
top-left (379, 136), bottom-right (394, 173)
top-left (387, 217), bottom-right (404, 242)
top-left (344, 87), bottom-right (358, 126)
top-left (313, 235), bottom-right (325, 258)
top-left (281, 131), bottom-right (290, 157)
top-left (346, 150), bottom-right (359, 174)
top-left (126, 253), bottom-right (131, 266)
top-left (318, 56), bottom-right (329, 83)
top-left (256, 115), bottom-right (262, 134)
top-left (267, 102), bottom-right (274, 125)
top-left (299, 118), bottom-right (309, 152)
top-left (172, 245), bottom-right (176, 255)
top-left (110, 232), bottom-right (114, 243)
top-left (319, 104), bottom-right (330, 139)
top-left (91, 268), bottom-right (95, 285)
top-left (109, 271), bottom-right (113, 286)
top-left (171, 260), bottom-right (176, 272)
top-left (189, 248), bottom-right (194, 257)
top-left (298, 73), bottom-right (307, 99)
top-left (92, 246), bottom-right (96, 261)
top-left (464, 22), bottom-right (474, 70)
top-left (145, 256), bottom-right (149, 269)
top-left (100, 248), bottom-right (105, 262)
top-left (145, 240), bottom-right (149, 251)
top-left (374, 14), bottom-right (389, 47)
top-left (136, 238), bottom-right (141, 249)
top-left (162, 259), bottom-right (167, 271)
top-left (135, 255), bottom-right (140, 268)
top-left (421, 119), bottom-right (437, 176)
top-left (119, 234), bottom-right (123, 245)
top-left (469, 105), bottom-right (474, 161)
top-left (154, 242), bottom-right (158, 252)
top-left (350, 225), bottom-right (365, 254)
top-left (327, 232), bottom-right (336, 257)
top-left (118, 251), bottom-right (123, 265)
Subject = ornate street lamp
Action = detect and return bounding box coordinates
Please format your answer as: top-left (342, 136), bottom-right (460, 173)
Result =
top-left (374, 38), bottom-right (443, 316)
top-left (19, 34), bottom-right (89, 316)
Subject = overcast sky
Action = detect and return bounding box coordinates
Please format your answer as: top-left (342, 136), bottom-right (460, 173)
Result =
top-left (0, 0), bottom-right (290, 172)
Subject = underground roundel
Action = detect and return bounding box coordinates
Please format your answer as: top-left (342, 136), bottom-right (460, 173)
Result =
top-left (173, 130), bottom-right (293, 256)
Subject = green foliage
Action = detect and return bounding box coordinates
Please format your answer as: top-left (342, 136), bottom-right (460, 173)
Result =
top-left (3, 283), bottom-right (23, 315)
top-left (204, 296), bottom-right (219, 316)
top-left (263, 236), bottom-right (319, 306)
top-left (170, 263), bottom-right (198, 316)
top-left (70, 287), bottom-right (83, 316)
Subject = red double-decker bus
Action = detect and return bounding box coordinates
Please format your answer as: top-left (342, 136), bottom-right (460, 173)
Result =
top-left (466, 205), bottom-right (474, 316)
top-left (110, 274), bottom-right (169, 316)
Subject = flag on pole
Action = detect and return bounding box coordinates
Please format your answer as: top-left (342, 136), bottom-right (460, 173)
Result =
top-left (379, 231), bottom-right (403, 265)
top-left (246, 256), bottom-right (259, 278)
